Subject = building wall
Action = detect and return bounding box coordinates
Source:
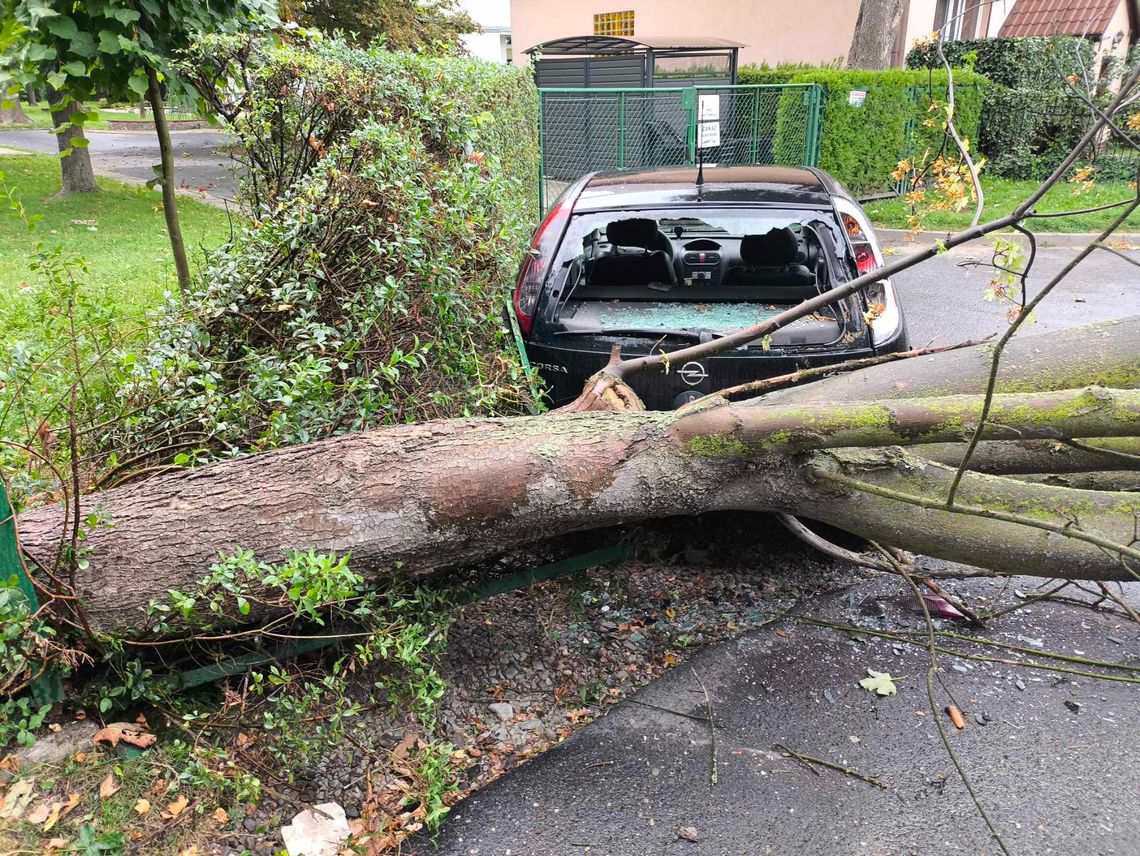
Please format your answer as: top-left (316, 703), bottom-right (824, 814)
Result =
top-left (1095, 0), bottom-right (1133, 68)
top-left (511, 0), bottom-right (861, 67)
top-left (459, 0), bottom-right (513, 63)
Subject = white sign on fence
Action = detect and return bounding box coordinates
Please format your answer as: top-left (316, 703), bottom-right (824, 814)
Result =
top-left (698, 93), bottom-right (721, 149)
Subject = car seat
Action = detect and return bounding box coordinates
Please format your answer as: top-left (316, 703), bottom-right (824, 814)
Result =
top-left (587, 218), bottom-right (677, 288)
top-left (722, 227), bottom-right (816, 293)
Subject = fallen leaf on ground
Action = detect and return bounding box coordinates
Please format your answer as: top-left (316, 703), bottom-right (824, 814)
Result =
top-left (678, 825), bottom-right (699, 842)
top-left (134, 798), bottom-right (151, 815)
top-left (0, 779), bottom-right (36, 819)
top-left (44, 837), bottom-right (68, 853)
top-left (212, 807), bottom-right (229, 824)
top-left (99, 772), bottom-right (120, 800)
top-left (41, 801), bottom-right (63, 830)
top-left (25, 802), bottom-right (51, 824)
top-left (859, 669), bottom-right (898, 696)
top-left (93, 722), bottom-right (157, 749)
top-left (0, 754), bottom-right (18, 772)
top-left (165, 794), bottom-right (189, 817)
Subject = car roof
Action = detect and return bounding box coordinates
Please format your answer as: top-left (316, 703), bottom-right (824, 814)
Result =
top-left (574, 166), bottom-right (849, 212)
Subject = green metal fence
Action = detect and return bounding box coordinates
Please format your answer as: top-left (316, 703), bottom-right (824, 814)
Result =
top-left (538, 83), bottom-right (823, 211)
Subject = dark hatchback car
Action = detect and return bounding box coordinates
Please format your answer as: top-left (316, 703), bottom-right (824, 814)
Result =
top-left (511, 166), bottom-right (909, 410)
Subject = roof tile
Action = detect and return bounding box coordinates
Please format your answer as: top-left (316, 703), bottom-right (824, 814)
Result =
top-left (997, 0), bottom-right (1120, 38)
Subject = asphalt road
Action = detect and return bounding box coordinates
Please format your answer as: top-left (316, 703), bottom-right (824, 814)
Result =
top-left (415, 577), bottom-right (1140, 856)
top-left (412, 239), bottom-right (1140, 856)
top-left (888, 238), bottom-right (1138, 344)
top-left (0, 127), bottom-right (238, 202)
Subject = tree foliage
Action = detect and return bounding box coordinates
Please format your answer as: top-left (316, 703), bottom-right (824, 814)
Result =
top-left (279, 0), bottom-right (477, 50)
top-left (0, 0), bottom-right (276, 182)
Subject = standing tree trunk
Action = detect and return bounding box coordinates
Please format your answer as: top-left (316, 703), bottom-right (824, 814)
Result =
top-left (0, 98), bottom-right (29, 125)
top-left (847, 0), bottom-right (906, 69)
top-left (47, 91), bottom-right (98, 194)
top-left (144, 66), bottom-right (190, 291)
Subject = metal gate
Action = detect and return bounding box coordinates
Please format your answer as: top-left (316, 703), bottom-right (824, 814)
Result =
top-left (538, 83), bottom-right (823, 211)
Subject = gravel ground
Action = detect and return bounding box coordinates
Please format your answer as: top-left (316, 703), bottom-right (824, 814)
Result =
top-left (214, 514), bottom-right (862, 855)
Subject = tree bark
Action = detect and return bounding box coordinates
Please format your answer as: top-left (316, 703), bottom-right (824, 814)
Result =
top-left (0, 98), bottom-right (29, 125)
top-left (846, 0), bottom-right (906, 70)
top-left (47, 92), bottom-right (98, 194)
top-left (14, 319), bottom-right (1140, 632)
top-left (144, 66), bottom-right (190, 291)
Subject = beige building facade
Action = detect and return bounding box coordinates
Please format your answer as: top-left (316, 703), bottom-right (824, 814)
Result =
top-left (509, 0), bottom-right (1029, 69)
top-left (511, 1), bottom-right (865, 67)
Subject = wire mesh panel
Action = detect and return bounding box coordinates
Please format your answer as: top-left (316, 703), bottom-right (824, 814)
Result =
top-left (538, 84), bottom-right (822, 211)
top-left (691, 85), bottom-right (821, 169)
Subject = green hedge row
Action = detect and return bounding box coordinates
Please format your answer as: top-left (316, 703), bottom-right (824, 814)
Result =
top-left (905, 36), bottom-right (1092, 89)
top-left (739, 65), bottom-right (987, 193)
top-left (906, 37), bottom-right (1138, 181)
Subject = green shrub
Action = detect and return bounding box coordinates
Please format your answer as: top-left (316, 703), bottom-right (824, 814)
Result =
top-left (906, 36), bottom-right (1092, 89)
top-left (742, 65), bottom-right (987, 193)
top-left (103, 38), bottom-right (540, 464)
top-left (906, 35), bottom-right (1136, 180)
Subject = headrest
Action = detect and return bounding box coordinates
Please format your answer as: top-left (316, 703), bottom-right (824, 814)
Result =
top-left (740, 228), bottom-right (799, 266)
top-left (606, 218), bottom-right (659, 249)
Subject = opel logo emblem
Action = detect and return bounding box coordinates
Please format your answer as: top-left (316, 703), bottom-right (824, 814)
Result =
top-left (678, 361), bottom-right (708, 386)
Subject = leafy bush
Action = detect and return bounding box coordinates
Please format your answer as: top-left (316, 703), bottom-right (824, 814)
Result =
top-left (741, 65), bottom-right (987, 193)
top-left (185, 35), bottom-right (538, 213)
top-left (906, 36), bottom-right (1136, 180)
top-left (103, 38), bottom-right (540, 463)
top-left (905, 36), bottom-right (1092, 89)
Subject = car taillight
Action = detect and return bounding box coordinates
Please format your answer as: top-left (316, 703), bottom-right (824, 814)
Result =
top-left (854, 245), bottom-right (877, 274)
top-left (513, 200), bottom-right (570, 336)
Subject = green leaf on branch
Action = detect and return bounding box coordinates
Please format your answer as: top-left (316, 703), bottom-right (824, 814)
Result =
top-left (68, 30), bottom-right (96, 58)
top-left (61, 60), bottom-right (86, 77)
top-left (70, 137), bottom-right (89, 148)
top-left (44, 15), bottom-right (78, 39)
top-left (127, 73), bottom-right (149, 97)
top-left (98, 30), bottom-right (121, 54)
top-left (109, 7), bottom-right (142, 25)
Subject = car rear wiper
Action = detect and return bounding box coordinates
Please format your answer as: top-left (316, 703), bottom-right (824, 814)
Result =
top-left (553, 327), bottom-right (724, 342)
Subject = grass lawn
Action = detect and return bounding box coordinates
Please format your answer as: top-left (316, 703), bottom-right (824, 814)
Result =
top-left (0, 152), bottom-right (233, 330)
top-left (865, 176), bottom-right (1140, 233)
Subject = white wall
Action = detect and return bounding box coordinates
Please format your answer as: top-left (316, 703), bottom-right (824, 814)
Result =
top-left (459, 0), bottom-right (512, 63)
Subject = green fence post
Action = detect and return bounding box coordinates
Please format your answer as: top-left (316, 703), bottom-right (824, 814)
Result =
top-left (0, 480), bottom-right (63, 707)
top-left (618, 91), bottom-right (626, 170)
top-left (749, 87), bottom-right (760, 163)
top-left (681, 87), bottom-right (697, 165)
top-left (802, 85), bottom-right (822, 167)
top-left (537, 90), bottom-right (546, 215)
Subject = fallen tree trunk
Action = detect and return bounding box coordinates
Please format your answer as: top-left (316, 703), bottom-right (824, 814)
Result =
top-left (15, 319), bottom-right (1140, 632)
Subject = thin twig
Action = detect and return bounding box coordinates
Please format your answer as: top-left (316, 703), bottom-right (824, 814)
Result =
top-left (773, 743), bottom-right (887, 790)
top-left (887, 551), bottom-right (1012, 855)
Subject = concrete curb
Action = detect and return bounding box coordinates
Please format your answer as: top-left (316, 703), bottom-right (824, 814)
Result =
top-left (875, 226), bottom-right (1140, 249)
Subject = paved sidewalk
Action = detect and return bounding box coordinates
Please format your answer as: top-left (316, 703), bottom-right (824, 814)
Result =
top-left (414, 575), bottom-right (1140, 856)
top-left (0, 127), bottom-right (238, 205)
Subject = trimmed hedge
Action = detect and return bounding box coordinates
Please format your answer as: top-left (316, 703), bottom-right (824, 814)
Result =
top-left (741, 65), bottom-right (987, 193)
top-left (905, 36), bottom-right (1092, 89)
top-left (905, 36), bottom-right (1136, 180)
